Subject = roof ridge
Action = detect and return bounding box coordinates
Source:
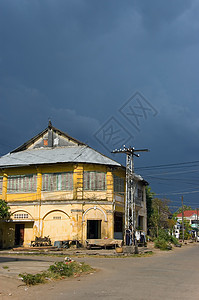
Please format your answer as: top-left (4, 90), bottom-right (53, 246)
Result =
top-left (10, 124), bottom-right (86, 153)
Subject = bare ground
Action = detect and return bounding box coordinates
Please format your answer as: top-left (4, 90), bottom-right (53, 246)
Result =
top-left (0, 242), bottom-right (198, 300)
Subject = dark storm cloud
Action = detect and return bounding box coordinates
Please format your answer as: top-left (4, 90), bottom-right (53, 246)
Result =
top-left (134, 0), bottom-right (194, 30)
top-left (0, 0), bottom-right (199, 207)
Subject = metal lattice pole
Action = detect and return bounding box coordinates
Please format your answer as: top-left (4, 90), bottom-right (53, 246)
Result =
top-left (112, 146), bottom-right (148, 245)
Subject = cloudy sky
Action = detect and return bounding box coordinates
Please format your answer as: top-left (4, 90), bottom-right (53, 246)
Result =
top-left (0, 0), bottom-right (199, 210)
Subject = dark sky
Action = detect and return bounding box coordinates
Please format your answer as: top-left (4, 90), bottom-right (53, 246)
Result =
top-left (0, 0), bottom-right (199, 210)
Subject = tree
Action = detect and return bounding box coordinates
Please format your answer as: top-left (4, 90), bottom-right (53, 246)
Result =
top-left (0, 199), bottom-right (10, 220)
top-left (179, 219), bottom-right (192, 240)
top-left (146, 186), bottom-right (155, 228)
top-left (150, 198), bottom-right (171, 237)
top-left (146, 186), bottom-right (172, 237)
top-left (174, 205), bottom-right (193, 216)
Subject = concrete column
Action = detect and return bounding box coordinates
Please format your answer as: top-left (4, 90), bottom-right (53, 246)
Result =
top-left (73, 164), bottom-right (83, 200)
top-left (36, 168), bottom-right (42, 236)
top-left (2, 173), bottom-right (8, 201)
top-left (106, 170), bottom-right (113, 201)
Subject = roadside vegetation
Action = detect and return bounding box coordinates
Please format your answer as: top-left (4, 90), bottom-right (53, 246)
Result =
top-left (154, 229), bottom-right (180, 250)
top-left (173, 206), bottom-right (193, 240)
top-left (0, 199), bottom-right (10, 219)
top-left (19, 258), bottom-right (93, 285)
top-left (146, 187), bottom-right (182, 250)
top-left (0, 199), bottom-right (10, 248)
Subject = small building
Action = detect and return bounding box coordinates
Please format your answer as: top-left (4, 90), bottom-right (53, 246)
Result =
top-left (0, 123), bottom-right (147, 248)
top-left (176, 210), bottom-right (199, 226)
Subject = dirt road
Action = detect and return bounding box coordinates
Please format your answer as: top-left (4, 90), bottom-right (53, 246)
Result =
top-left (1, 244), bottom-right (199, 299)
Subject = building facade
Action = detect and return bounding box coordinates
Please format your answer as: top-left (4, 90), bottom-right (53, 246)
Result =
top-left (0, 123), bottom-right (147, 248)
top-left (177, 210), bottom-right (199, 226)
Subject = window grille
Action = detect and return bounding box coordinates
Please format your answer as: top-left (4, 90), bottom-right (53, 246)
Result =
top-left (53, 216), bottom-right (61, 220)
top-left (42, 172), bottom-right (73, 191)
top-left (83, 171), bottom-right (106, 191)
top-left (7, 175), bottom-right (37, 193)
top-left (113, 175), bottom-right (125, 194)
top-left (14, 213), bottom-right (29, 219)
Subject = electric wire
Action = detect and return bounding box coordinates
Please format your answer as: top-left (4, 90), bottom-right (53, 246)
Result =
top-left (2, 141), bottom-right (199, 206)
top-left (135, 160), bottom-right (199, 170)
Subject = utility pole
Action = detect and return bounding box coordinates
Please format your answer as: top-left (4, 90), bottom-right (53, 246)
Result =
top-left (112, 146), bottom-right (149, 245)
top-left (197, 208), bottom-right (198, 241)
top-left (181, 196), bottom-right (184, 243)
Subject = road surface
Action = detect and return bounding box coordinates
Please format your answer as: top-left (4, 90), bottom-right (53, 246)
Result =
top-left (0, 244), bottom-right (199, 299)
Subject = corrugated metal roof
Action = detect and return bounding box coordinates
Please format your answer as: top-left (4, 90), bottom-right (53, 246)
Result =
top-left (0, 145), bottom-right (122, 168)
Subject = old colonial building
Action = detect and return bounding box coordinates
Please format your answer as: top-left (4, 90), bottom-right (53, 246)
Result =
top-left (0, 123), bottom-right (147, 248)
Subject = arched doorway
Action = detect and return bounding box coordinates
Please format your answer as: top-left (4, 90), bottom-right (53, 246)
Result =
top-left (11, 210), bottom-right (34, 246)
top-left (42, 210), bottom-right (70, 243)
top-left (83, 206), bottom-right (108, 241)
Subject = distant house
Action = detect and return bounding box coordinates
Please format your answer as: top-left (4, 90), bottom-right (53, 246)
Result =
top-left (0, 122), bottom-right (147, 248)
top-left (176, 210), bottom-right (199, 226)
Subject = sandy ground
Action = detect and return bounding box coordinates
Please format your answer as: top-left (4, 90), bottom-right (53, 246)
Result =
top-left (0, 242), bottom-right (198, 299)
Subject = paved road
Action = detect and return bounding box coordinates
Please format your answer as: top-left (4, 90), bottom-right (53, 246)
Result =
top-left (1, 244), bottom-right (199, 299)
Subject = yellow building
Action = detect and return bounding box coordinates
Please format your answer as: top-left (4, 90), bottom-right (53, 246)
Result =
top-left (0, 122), bottom-right (147, 248)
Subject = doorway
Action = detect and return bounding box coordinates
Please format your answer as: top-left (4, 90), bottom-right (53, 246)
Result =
top-left (138, 216), bottom-right (144, 230)
top-left (87, 220), bottom-right (101, 239)
top-left (15, 224), bottom-right (24, 245)
top-left (114, 212), bottom-right (123, 240)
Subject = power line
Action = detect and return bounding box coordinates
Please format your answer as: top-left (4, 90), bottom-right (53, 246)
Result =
top-left (156, 190), bottom-right (199, 196)
top-left (143, 175), bottom-right (199, 186)
top-left (143, 168), bottom-right (199, 177)
top-left (135, 160), bottom-right (199, 170)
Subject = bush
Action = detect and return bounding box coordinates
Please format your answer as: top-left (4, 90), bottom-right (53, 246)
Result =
top-left (169, 235), bottom-right (179, 246)
top-left (48, 261), bottom-right (92, 277)
top-left (19, 273), bottom-right (46, 285)
top-left (154, 238), bottom-right (172, 251)
top-left (48, 261), bottom-right (75, 277)
top-left (154, 229), bottom-right (182, 250)
top-left (180, 231), bottom-right (191, 240)
top-left (19, 260), bottom-right (92, 285)
top-left (157, 229), bottom-right (181, 246)
top-left (158, 229), bottom-right (169, 241)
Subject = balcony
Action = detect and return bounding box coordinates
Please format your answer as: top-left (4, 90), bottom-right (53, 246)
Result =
top-left (135, 197), bottom-right (143, 207)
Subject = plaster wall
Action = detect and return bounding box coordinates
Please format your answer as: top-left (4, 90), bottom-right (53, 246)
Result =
top-left (0, 163), bottom-right (144, 248)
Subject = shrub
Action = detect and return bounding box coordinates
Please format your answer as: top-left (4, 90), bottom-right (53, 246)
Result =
top-left (154, 238), bottom-right (172, 251)
top-left (19, 260), bottom-right (92, 285)
top-left (157, 229), bottom-right (181, 247)
top-left (80, 262), bottom-right (92, 273)
top-left (158, 229), bottom-right (170, 241)
top-left (169, 235), bottom-right (179, 246)
top-left (180, 231), bottom-right (191, 240)
top-left (19, 273), bottom-right (46, 285)
top-left (48, 261), bottom-right (74, 277)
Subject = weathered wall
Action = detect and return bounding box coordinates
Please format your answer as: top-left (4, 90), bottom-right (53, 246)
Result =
top-left (0, 221), bottom-right (15, 249)
top-left (0, 164), bottom-right (126, 247)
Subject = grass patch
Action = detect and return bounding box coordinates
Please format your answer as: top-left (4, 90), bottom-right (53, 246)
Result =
top-left (2, 266), bottom-right (9, 269)
top-left (19, 260), bottom-right (93, 286)
top-left (135, 251), bottom-right (154, 257)
top-left (74, 251), bottom-right (154, 259)
top-left (19, 272), bottom-right (46, 285)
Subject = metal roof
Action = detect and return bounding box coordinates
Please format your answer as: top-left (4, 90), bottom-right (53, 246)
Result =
top-left (0, 123), bottom-right (147, 184)
top-left (0, 145), bottom-right (122, 168)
